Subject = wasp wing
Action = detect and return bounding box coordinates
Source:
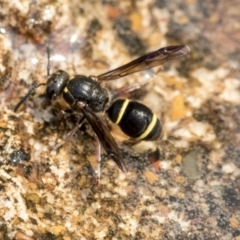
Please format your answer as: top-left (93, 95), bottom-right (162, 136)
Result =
top-left (97, 45), bottom-right (190, 81)
top-left (76, 102), bottom-right (126, 172)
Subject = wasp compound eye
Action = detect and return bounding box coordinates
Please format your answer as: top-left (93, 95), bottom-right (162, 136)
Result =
top-left (46, 70), bottom-right (69, 100)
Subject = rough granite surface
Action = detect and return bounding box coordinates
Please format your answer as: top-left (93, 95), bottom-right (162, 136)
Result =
top-left (0, 1), bottom-right (240, 239)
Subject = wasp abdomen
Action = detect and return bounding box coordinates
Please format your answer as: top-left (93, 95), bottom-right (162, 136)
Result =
top-left (107, 99), bottom-right (162, 140)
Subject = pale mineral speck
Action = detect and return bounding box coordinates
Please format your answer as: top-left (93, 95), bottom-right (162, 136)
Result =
top-left (24, 122), bottom-right (35, 135)
top-left (160, 160), bottom-right (172, 170)
top-left (19, 43), bottom-right (38, 57)
top-left (191, 67), bottom-right (229, 87)
top-left (195, 179), bottom-right (205, 188)
top-left (132, 140), bottom-right (156, 153)
top-left (147, 204), bottom-right (157, 213)
top-left (33, 141), bottom-right (44, 151)
top-left (72, 210), bottom-right (79, 216)
top-left (0, 27), bottom-right (6, 34)
top-left (189, 121), bottom-right (216, 142)
top-left (45, 192), bottom-right (55, 204)
top-left (100, 176), bottom-right (110, 185)
top-left (168, 187), bottom-right (181, 196)
top-left (0, 169), bottom-right (12, 180)
top-left (51, 54), bottom-right (66, 62)
top-left (116, 177), bottom-right (128, 187)
top-left (202, 131), bottom-right (216, 142)
top-left (222, 163), bottom-right (236, 174)
top-left (9, 0), bottom-right (29, 13)
top-left (64, 221), bottom-right (72, 229)
top-left (43, 6), bottom-right (55, 21)
top-left (113, 186), bottom-right (128, 197)
top-left (91, 202), bottom-right (101, 210)
top-left (50, 165), bottom-right (67, 178)
top-left (3, 207), bottom-right (16, 221)
top-left (173, 166), bottom-right (182, 174)
top-left (157, 215), bottom-right (167, 224)
top-left (188, 121), bottom-right (209, 137)
top-left (168, 211), bottom-right (190, 231)
top-left (25, 230), bottom-right (34, 237)
top-left (100, 191), bottom-right (112, 198)
top-left (186, 95), bottom-right (203, 108)
top-left (219, 78), bottom-right (240, 103)
top-left (172, 128), bottom-right (192, 139)
top-left (118, 172), bottom-right (126, 181)
top-left (201, 203), bottom-right (210, 215)
top-left (118, 222), bottom-right (126, 230)
top-left (0, 31), bottom-right (12, 50)
top-left (32, 108), bottom-right (51, 123)
top-left (48, 141), bottom-right (57, 147)
top-left (139, 186), bottom-right (154, 199)
top-left (18, 68), bottom-right (33, 83)
top-left (94, 226), bottom-right (108, 239)
top-left (174, 139), bottom-right (189, 148)
top-left (129, 218), bottom-right (138, 236)
top-left (15, 198), bottom-right (29, 221)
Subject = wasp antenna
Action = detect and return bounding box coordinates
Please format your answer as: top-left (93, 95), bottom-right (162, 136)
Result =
top-left (47, 46), bottom-right (51, 77)
top-left (14, 83), bottom-right (46, 112)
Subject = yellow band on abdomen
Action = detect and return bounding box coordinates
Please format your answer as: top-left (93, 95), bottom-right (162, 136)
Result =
top-left (115, 99), bottom-right (130, 124)
top-left (136, 113), bottom-right (157, 140)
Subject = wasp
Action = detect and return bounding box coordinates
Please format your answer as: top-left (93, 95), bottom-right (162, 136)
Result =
top-left (14, 45), bottom-right (189, 172)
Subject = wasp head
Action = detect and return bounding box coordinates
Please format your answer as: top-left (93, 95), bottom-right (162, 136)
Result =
top-left (45, 70), bottom-right (69, 100)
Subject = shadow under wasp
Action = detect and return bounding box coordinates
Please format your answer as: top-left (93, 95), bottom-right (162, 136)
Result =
top-left (14, 45), bottom-right (189, 174)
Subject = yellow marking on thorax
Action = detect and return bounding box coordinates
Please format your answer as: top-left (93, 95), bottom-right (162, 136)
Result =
top-left (136, 113), bottom-right (157, 140)
top-left (115, 99), bottom-right (130, 124)
top-left (69, 76), bottom-right (75, 81)
top-left (64, 76), bottom-right (74, 92)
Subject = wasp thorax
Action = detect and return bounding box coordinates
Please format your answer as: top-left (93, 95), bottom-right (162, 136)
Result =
top-left (63, 75), bottom-right (109, 112)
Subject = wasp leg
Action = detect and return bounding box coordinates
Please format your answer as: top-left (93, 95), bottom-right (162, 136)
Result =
top-left (47, 46), bottom-right (51, 76)
top-left (93, 134), bottom-right (101, 185)
top-left (51, 116), bottom-right (85, 151)
top-left (50, 109), bottom-right (68, 123)
top-left (14, 83), bottom-right (46, 112)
